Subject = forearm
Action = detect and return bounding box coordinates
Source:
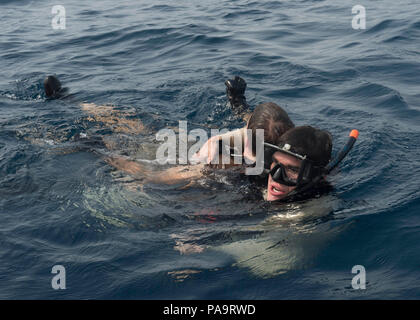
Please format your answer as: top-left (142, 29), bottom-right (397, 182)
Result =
top-left (152, 164), bottom-right (205, 184)
top-left (105, 155), bottom-right (204, 185)
top-left (105, 156), bottom-right (150, 180)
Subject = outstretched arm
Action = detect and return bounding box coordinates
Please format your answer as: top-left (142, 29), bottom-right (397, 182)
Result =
top-left (105, 156), bottom-right (205, 185)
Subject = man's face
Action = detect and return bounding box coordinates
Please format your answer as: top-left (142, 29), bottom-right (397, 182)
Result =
top-left (266, 151), bottom-right (302, 201)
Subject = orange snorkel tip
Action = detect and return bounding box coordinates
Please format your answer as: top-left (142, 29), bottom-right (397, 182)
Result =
top-left (350, 129), bottom-right (359, 139)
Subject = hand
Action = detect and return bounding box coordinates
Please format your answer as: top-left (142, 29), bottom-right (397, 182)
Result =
top-left (191, 136), bottom-right (220, 164)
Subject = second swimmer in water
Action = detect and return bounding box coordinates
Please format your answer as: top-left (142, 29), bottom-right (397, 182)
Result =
top-left (44, 74), bottom-right (340, 202)
top-left (104, 76), bottom-right (334, 202)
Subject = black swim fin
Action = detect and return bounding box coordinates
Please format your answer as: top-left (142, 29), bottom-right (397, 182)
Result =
top-left (44, 75), bottom-right (62, 98)
top-left (225, 76), bottom-right (249, 115)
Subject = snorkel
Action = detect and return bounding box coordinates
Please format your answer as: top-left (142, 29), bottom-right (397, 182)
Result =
top-left (265, 129), bottom-right (359, 202)
top-left (324, 129), bottom-right (359, 174)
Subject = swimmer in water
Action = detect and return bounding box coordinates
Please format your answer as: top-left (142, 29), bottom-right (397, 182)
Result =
top-left (207, 78), bottom-right (358, 202)
top-left (264, 125), bottom-right (359, 202)
top-left (42, 74), bottom-right (357, 202)
top-left (103, 76), bottom-right (347, 204)
top-left (263, 125), bottom-right (333, 202)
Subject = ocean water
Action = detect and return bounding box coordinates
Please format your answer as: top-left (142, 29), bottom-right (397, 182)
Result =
top-left (1, 0), bottom-right (419, 299)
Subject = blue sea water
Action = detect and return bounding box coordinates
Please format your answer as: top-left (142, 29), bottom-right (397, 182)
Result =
top-left (0, 0), bottom-right (419, 299)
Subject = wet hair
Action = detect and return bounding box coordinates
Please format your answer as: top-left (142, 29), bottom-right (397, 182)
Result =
top-left (276, 125), bottom-right (332, 167)
top-left (247, 102), bottom-right (294, 155)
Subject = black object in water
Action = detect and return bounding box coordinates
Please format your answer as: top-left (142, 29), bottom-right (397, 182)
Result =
top-left (43, 75), bottom-right (63, 98)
